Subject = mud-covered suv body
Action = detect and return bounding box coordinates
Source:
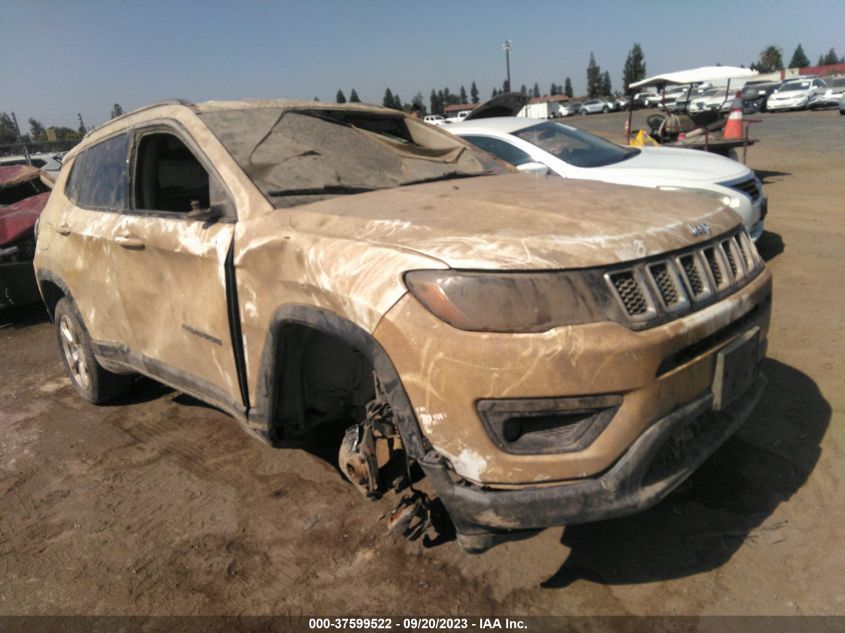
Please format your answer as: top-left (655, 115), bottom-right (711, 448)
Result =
top-left (35, 100), bottom-right (772, 551)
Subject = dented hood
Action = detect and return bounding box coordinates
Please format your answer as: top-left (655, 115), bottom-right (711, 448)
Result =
top-left (0, 192), bottom-right (50, 245)
top-left (289, 174), bottom-right (740, 269)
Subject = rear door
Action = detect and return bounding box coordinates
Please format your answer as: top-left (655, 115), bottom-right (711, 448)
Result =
top-left (110, 123), bottom-right (243, 409)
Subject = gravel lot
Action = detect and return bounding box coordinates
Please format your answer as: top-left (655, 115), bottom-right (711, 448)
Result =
top-left (1, 109), bottom-right (843, 616)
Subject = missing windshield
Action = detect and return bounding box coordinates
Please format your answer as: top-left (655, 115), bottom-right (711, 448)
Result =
top-left (200, 106), bottom-right (496, 206)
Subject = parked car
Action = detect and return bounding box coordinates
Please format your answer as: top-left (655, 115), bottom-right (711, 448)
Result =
top-left (631, 92), bottom-right (658, 109)
top-left (840, 95), bottom-right (845, 115)
top-left (688, 87), bottom-right (733, 114)
top-left (35, 99), bottom-right (771, 553)
top-left (445, 110), bottom-right (472, 124)
top-left (558, 100), bottom-right (582, 116)
top-left (767, 77), bottom-right (826, 111)
top-left (808, 77), bottom-right (845, 109)
top-left (579, 99), bottom-right (614, 115)
top-left (0, 152), bottom-right (64, 177)
top-left (0, 165), bottom-right (53, 308)
top-left (423, 114), bottom-right (445, 126)
top-left (741, 81), bottom-right (782, 114)
top-left (447, 116), bottom-right (766, 240)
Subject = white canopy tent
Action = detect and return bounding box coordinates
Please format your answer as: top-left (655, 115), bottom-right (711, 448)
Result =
top-left (629, 66), bottom-right (759, 89)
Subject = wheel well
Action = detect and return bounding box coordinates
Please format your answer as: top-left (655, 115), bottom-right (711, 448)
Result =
top-left (270, 323), bottom-right (376, 443)
top-left (39, 280), bottom-right (65, 320)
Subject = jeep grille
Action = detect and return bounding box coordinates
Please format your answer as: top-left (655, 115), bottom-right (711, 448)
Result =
top-left (604, 228), bottom-right (762, 327)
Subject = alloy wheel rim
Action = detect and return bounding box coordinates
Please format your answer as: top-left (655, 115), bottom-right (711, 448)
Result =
top-left (59, 315), bottom-right (90, 389)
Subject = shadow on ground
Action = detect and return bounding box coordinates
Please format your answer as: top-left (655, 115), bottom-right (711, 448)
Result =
top-left (754, 169), bottom-right (791, 184)
top-left (542, 358), bottom-right (828, 588)
top-left (0, 303), bottom-right (49, 329)
top-left (757, 230), bottom-right (785, 262)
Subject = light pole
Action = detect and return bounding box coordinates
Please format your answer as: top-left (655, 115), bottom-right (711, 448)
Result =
top-left (502, 40), bottom-right (512, 92)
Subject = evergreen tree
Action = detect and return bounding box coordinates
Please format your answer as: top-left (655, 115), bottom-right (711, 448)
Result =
top-left (0, 113), bottom-right (17, 145)
top-left (110, 103), bottom-right (124, 119)
top-left (430, 90), bottom-right (439, 115)
top-left (491, 87), bottom-right (499, 98)
top-left (382, 88), bottom-right (394, 108)
top-left (349, 89), bottom-right (361, 102)
top-left (520, 84), bottom-right (527, 95)
top-left (586, 52), bottom-right (602, 98)
top-left (821, 48), bottom-right (840, 65)
top-left (789, 44), bottom-right (810, 68)
top-left (622, 43), bottom-right (647, 91)
top-left (393, 94), bottom-right (402, 110)
top-left (336, 90), bottom-right (347, 104)
top-left (470, 81), bottom-right (479, 104)
top-left (601, 71), bottom-right (612, 96)
top-left (459, 85), bottom-right (468, 103)
top-left (756, 46), bottom-right (784, 73)
top-left (532, 82), bottom-right (541, 98)
top-left (502, 79), bottom-right (510, 92)
top-left (28, 118), bottom-right (46, 142)
top-left (564, 77), bottom-right (573, 98)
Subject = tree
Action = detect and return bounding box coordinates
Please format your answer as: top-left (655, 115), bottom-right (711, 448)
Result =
top-left (520, 84), bottom-right (527, 95)
top-left (349, 89), bottom-right (361, 103)
top-left (110, 103), bottom-right (123, 119)
top-left (820, 48), bottom-right (840, 65)
top-left (756, 46), bottom-right (784, 73)
top-left (29, 118), bottom-right (46, 142)
top-left (393, 93), bottom-right (402, 110)
top-left (430, 90), bottom-right (439, 115)
top-left (383, 88), bottom-right (395, 108)
top-left (459, 85), bottom-right (468, 103)
top-left (586, 52), bottom-right (602, 98)
top-left (0, 113), bottom-right (18, 144)
top-left (601, 71), bottom-right (612, 96)
top-left (470, 81), bottom-right (479, 104)
top-left (564, 77), bottom-right (573, 98)
top-left (789, 44), bottom-right (810, 68)
top-left (491, 87), bottom-right (499, 98)
top-left (502, 79), bottom-right (510, 93)
top-left (622, 43), bottom-right (647, 92)
top-left (532, 82), bottom-right (541, 98)
top-left (48, 126), bottom-right (82, 142)
top-left (336, 89), bottom-right (347, 104)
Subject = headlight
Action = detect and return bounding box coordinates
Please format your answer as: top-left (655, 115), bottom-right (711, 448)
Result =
top-left (657, 186), bottom-right (738, 208)
top-left (403, 270), bottom-right (605, 333)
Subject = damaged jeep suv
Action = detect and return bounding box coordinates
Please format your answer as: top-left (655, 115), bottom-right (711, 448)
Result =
top-left (35, 100), bottom-right (771, 552)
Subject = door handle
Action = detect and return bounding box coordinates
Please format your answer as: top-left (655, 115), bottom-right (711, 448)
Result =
top-left (115, 235), bottom-right (146, 250)
top-left (56, 224), bottom-right (71, 236)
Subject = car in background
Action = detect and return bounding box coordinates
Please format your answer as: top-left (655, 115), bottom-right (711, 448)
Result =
top-left (809, 76), bottom-right (845, 109)
top-left (840, 95), bottom-right (845, 115)
top-left (741, 81), bottom-right (782, 114)
top-left (0, 165), bottom-right (53, 308)
top-left (423, 114), bottom-right (446, 126)
top-left (0, 152), bottom-right (64, 177)
top-left (556, 101), bottom-right (582, 117)
top-left (688, 87), bottom-right (733, 114)
top-left (767, 77), bottom-right (826, 111)
top-left (579, 98), bottom-right (613, 115)
top-left (447, 116), bottom-right (767, 241)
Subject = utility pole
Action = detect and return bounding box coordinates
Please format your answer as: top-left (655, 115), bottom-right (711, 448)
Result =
top-left (503, 39), bottom-right (512, 92)
top-left (10, 112), bottom-right (31, 164)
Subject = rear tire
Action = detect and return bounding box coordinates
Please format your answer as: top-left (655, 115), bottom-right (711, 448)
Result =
top-left (54, 297), bottom-right (133, 404)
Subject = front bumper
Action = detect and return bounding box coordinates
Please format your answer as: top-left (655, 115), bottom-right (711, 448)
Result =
top-left (422, 373), bottom-right (766, 551)
top-left (0, 261), bottom-right (40, 309)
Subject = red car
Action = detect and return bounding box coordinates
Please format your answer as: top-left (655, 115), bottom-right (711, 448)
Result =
top-left (0, 165), bottom-right (53, 308)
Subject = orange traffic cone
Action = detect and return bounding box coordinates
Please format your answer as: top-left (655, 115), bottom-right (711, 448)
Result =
top-left (723, 91), bottom-right (744, 139)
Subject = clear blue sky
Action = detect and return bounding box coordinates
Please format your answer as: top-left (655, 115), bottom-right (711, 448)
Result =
top-left (2, 0), bottom-right (843, 130)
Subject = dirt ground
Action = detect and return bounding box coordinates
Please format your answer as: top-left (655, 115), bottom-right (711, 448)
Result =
top-left (1, 109), bottom-right (843, 617)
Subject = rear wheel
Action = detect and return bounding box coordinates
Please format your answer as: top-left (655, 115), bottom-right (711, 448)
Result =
top-left (54, 298), bottom-right (133, 404)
